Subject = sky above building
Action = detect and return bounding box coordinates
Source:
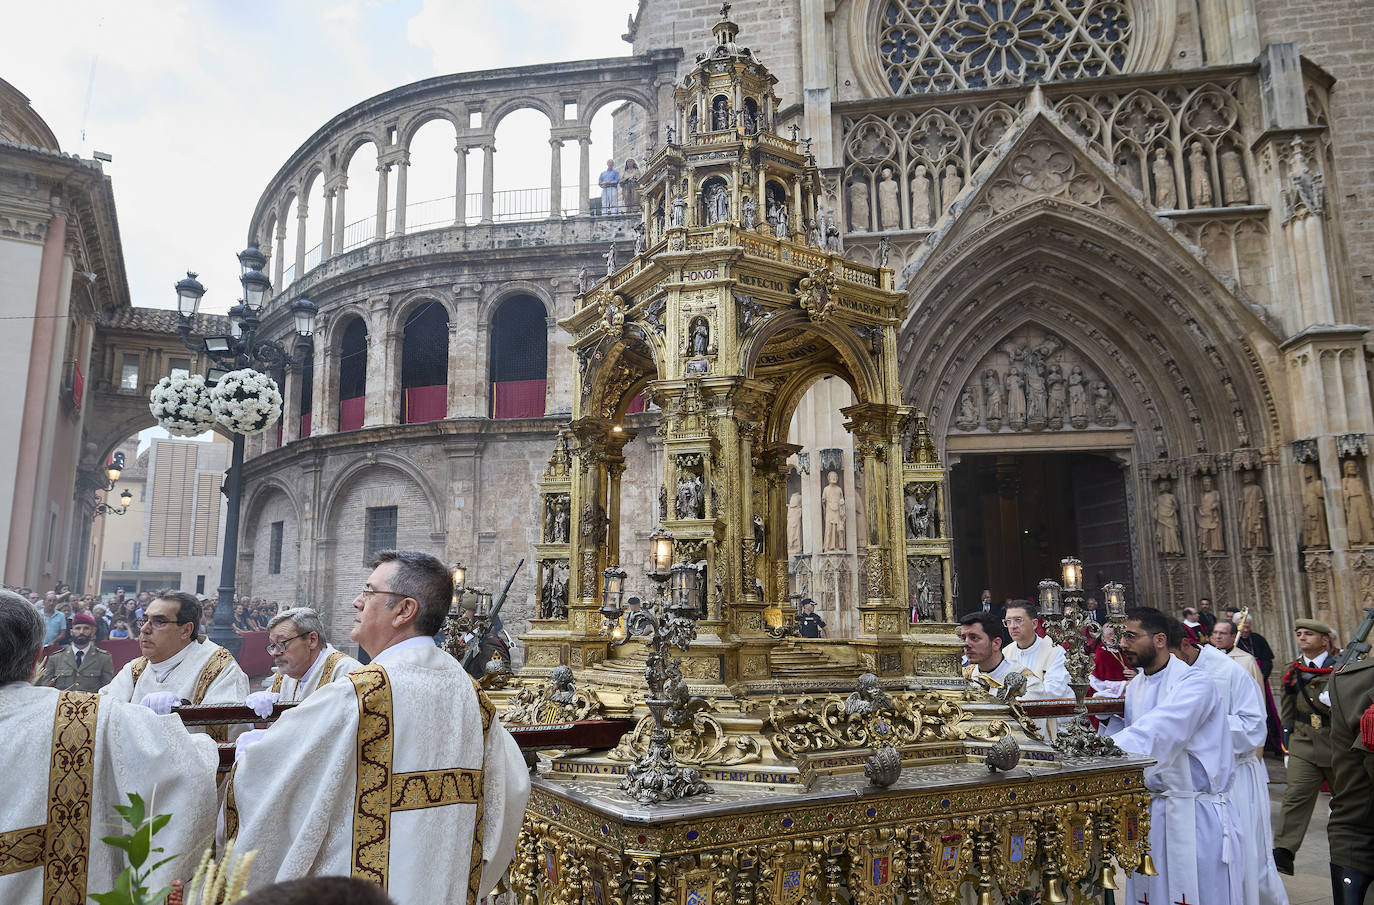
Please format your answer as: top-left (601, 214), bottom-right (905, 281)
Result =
top-left (2, 0), bottom-right (638, 315)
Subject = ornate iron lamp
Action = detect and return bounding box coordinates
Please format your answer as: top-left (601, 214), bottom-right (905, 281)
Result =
top-left (93, 488), bottom-right (133, 518)
top-left (1037, 553), bottom-right (1125, 757)
top-left (599, 531), bottom-right (712, 803)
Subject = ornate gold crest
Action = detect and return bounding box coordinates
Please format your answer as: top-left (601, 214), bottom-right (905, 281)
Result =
top-left (678, 868), bottom-right (714, 905)
top-left (796, 267), bottom-right (838, 323)
top-left (996, 816), bottom-right (1037, 893)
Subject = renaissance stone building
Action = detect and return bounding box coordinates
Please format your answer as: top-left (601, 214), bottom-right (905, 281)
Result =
top-left (228, 0), bottom-right (1374, 659)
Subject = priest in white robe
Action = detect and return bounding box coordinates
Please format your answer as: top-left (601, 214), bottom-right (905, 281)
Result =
top-left (0, 590), bottom-right (220, 905)
top-left (226, 550), bottom-right (530, 904)
top-left (1172, 624), bottom-right (1289, 905)
top-left (245, 607), bottom-right (361, 714)
top-left (101, 591), bottom-right (249, 741)
top-left (1001, 600), bottom-right (1071, 738)
top-left (1110, 607), bottom-right (1242, 905)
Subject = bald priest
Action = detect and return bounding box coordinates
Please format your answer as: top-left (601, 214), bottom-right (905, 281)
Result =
top-left (0, 590), bottom-right (219, 904)
top-left (225, 551), bottom-right (530, 904)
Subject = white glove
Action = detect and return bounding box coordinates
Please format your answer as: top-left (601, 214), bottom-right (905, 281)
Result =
top-left (245, 690), bottom-right (281, 718)
top-left (234, 728), bottom-right (267, 757)
top-left (139, 692), bottom-right (182, 715)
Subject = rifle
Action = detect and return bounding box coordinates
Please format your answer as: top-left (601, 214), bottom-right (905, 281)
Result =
top-left (461, 558), bottom-right (524, 668)
top-left (1331, 607), bottom-right (1374, 672)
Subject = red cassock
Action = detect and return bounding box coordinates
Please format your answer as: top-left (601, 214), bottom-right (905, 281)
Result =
top-left (1093, 644), bottom-right (1127, 683)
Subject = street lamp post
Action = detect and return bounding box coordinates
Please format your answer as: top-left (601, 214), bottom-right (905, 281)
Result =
top-left (172, 246), bottom-right (317, 655)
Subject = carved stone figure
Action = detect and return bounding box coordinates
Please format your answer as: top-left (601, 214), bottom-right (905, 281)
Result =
top-left (690, 318), bottom-right (709, 356)
top-left (540, 560), bottom-right (569, 619)
top-left (675, 472), bottom-right (704, 520)
top-left (633, 221), bottom-right (646, 255)
top-left (1067, 365), bottom-right (1089, 429)
top-left (877, 167), bottom-right (900, 230)
top-left (1239, 469), bottom-right (1268, 550)
top-left (1151, 148), bottom-right (1176, 209)
top-left (547, 665), bottom-right (576, 704)
top-left (910, 164), bottom-right (931, 227)
top-left (705, 182), bottom-right (729, 224)
top-left (941, 163), bottom-right (962, 212)
top-left (1188, 141), bottom-right (1212, 208)
top-left (955, 385), bottom-right (979, 431)
top-left (848, 180), bottom-right (870, 231)
top-left (1024, 363), bottom-right (1047, 429)
top-left (1005, 367), bottom-right (1026, 430)
top-left (1046, 364), bottom-right (1066, 429)
top-left (905, 487), bottom-right (934, 539)
top-left (670, 194), bottom-right (687, 227)
top-left (821, 471), bottom-right (847, 552)
top-left (1303, 463), bottom-right (1329, 548)
top-left (878, 236), bottom-right (890, 268)
top-left (1220, 146), bottom-right (1249, 206)
top-left (688, 106), bottom-right (699, 134)
top-left (844, 673), bottom-right (893, 716)
top-left (1196, 474), bottom-right (1224, 553)
top-left (1091, 380), bottom-right (1118, 426)
top-left (712, 95), bottom-right (729, 130)
top-left (1342, 459), bottom-right (1374, 546)
top-left (774, 202), bottom-right (789, 239)
top-left (604, 242), bottom-right (617, 276)
top-left (753, 515), bottom-right (765, 555)
top-left (546, 495), bottom-right (569, 543)
top-left (742, 194), bottom-right (756, 230)
top-left (576, 267), bottom-right (589, 294)
top-left (808, 219), bottom-right (823, 249)
top-left (982, 368), bottom-right (1003, 430)
top-left (1156, 479), bottom-right (1184, 555)
top-left (787, 491), bottom-right (803, 555)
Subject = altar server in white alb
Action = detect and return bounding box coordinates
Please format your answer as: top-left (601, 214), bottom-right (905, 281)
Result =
top-left (959, 611), bottom-right (1017, 685)
top-left (1001, 599), bottom-right (1071, 738)
top-left (1170, 620), bottom-right (1289, 905)
top-left (1111, 607), bottom-right (1241, 905)
top-left (101, 590), bottom-right (249, 739)
top-left (244, 607), bottom-right (361, 715)
top-left (0, 590), bottom-right (220, 905)
top-left (226, 550), bottom-right (530, 904)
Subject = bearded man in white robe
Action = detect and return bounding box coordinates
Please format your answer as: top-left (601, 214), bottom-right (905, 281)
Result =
top-left (0, 590), bottom-right (219, 905)
top-left (1110, 607), bottom-right (1242, 905)
top-left (1171, 623), bottom-right (1289, 905)
top-left (226, 550), bottom-right (530, 904)
top-left (1001, 600), bottom-right (1070, 738)
top-left (101, 590), bottom-right (249, 740)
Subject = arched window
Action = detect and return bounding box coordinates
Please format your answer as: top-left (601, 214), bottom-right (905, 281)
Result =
top-left (338, 317), bottom-right (367, 431)
top-left (401, 302), bottom-right (449, 424)
top-left (299, 344), bottom-right (314, 437)
top-left (489, 296), bottom-right (547, 418)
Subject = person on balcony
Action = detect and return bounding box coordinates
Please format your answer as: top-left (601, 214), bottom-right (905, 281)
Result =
top-left (598, 159), bottom-right (620, 214)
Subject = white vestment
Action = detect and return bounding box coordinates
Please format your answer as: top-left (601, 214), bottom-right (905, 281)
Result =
top-left (269, 644), bottom-right (361, 702)
top-left (1195, 645), bottom-right (1289, 905)
top-left (965, 655), bottom-right (1016, 685)
top-left (101, 638), bottom-right (249, 707)
top-left (1112, 654), bottom-right (1242, 905)
top-left (224, 638), bottom-right (530, 905)
top-left (0, 682), bottom-right (219, 905)
top-left (1004, 635), bottom-right (1070, 737)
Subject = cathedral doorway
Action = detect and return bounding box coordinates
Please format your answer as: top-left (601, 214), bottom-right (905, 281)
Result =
top-left (949, 452), bottom-right (1134, 615)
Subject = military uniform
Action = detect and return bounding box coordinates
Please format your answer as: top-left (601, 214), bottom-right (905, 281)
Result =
top-left (1273, 648), bottom-right (1335, 856)
top-left (1327, 655), bottom-right (1374, 903)
top-left (40, 643), bottom-right (114, 693)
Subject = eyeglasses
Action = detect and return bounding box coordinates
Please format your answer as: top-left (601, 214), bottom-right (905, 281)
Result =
top-left (265, 633), bottom-right (307, 655)
top-left (1002, 616), bottom-right (1028, 626)
top-left (142, 616), bottom-right (188, 630)
top-left (1119, 630), bottom-right (1162, 642)
top-left (357, 587), bottom-right (409, 603)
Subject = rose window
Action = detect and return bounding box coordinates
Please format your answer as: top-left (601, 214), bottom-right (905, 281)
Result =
top-left (879, 0), bottom-right (1132, 94)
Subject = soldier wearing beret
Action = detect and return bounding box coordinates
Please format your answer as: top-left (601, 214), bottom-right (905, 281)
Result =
top-left (39, 612), bottom-right (113, 693)
top-left (1327, 635), bottom-right (1374, 903)
top-left (1272, 617), bottom-right (1335, 874)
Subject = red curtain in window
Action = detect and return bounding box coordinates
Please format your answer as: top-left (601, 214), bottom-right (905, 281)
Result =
top-left (339, 396), bottom-right (365, 431)
top-left (404, 385), bottom-right (447, 424)
top-left (491, 379), bottom-right (547, 418)
top-left (301, 412), bottom-right (311, 437)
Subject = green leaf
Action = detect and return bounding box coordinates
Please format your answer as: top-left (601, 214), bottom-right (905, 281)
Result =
top-left (149, 854), bottom-right (178, 872)
top-left (98, 835), bottom-right (133, 855)
top-left (145, 885), bottom-right (172, 904)
top-left (149, 814), bottom-right (171, 835)
top-left (127, 823), bottom-right (151, 868)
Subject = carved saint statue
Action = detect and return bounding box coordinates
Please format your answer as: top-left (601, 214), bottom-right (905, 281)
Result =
top-left (540, 560), bottom-right (569, 619)
top-left (1188, 141), bottom-right (1212, 208)
top-left (1302, 463), bottom-right (1329, 548)
top-left (712, 95), bottom-right (729, 130)
top-left (1239, 469), bottom-right (1268, 550)
top-left (774, 202), bottom-right (789, 239)
top-left (982, 368), bottom-right (1003, 427)
top-left (670, 194), bottom-right (687, 228)
top-left (690, 318), bottom-right (710, 356)
top-left (1151, 148), bottom-right (1176, 209)
top-left (910, 164), bottom-right (931, 228)
top-left (1156, 479), bottom-right (1184, 555)
top-left (1342, 459), bottom-right (1374, 546)
top-left (1091, 381), bottom-right (1118, 426)
top-left (1005, 367), bottom-right (1027, 430)
top-left (633, 221), bottom-right (646, 255)
top-left (878, 236), bottom-right (890, 268)
top-left (547, 496), bottom-right (569, 543)
top-left (1220, 146), bottom-right (1250, 206)
top-left (1067, 365), bottom-right (1089, 429)
top-left (941, 163), bottom-right (961, 212)
top-left (604, 242), bottom-right (617, 276)
top-left (1196, 474), bottom-right (1224, 553)
top-left (821, 471), bottom-right (847, 552)
top-left (706, 182), bottom-right (729, 224)
top-left (576, 267), bottom-right (589, 294)
top-left (787, 491), bottom-right (803, 555)
top-left (955, 385), bottom-right (979, 431)
top-left (905, 487), bottom-right (934, 539)
top-left (675, 472), bottom-right (705, 520)
top-left (877, 167), bottom-right (901, 230)
top-left (1046, 363), bottom-right (1066, 429)
top-left (1025, 362), bottom-right (1047, 429)
top-left (848, 180), bottom-right (870, 232)
top-left (809, 219), bottom-right (824, 249)
top-left (742, 194), bottom-right (756, 230)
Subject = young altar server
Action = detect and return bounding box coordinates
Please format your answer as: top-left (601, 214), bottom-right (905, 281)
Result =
top-left (1171, 622), bottom-right (1289, 905)
top-left (226, 550), bottom-right (530, 903)
top-left (244, 607), bottom-right (361, 714)
top-left (0, 590), bottom-right (219, 904)
top-left (959, 611), bottom-right (1016, 684)
top-left (1111, 606), bottom-right (1241, 905)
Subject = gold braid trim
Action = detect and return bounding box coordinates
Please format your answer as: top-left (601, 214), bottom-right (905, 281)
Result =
top-left (127, 657), bottom-right (149, 689)
top-left (0, 825), bottom-right (44, 876)
top-left (193, 646), bottom-right (237, 742)
top-left (348, 666), bottom-right (394, 892)
top-left (466, 678), bottom-right (497, 905)
top-left (223, 764), bottom-right (240, 840)
top-left (44, 691), bottom-right (100, 905)
top-left (270, 673), bottom-right (283, 694)
top-left (391, 768), bottom-right (482, 811)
